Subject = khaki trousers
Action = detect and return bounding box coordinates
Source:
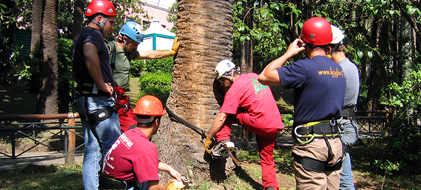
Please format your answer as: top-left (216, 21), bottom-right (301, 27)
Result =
top-left (292, 138), bottom-right (344, 190)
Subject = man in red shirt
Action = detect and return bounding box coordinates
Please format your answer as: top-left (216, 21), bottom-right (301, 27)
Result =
top-left (100, 95), bottom-right (182, 190)
top-left (205, 60), bottom-right (284, 190)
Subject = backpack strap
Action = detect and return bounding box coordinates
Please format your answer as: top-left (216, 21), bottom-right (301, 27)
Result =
top-left (107, 41), bottom-right (117, 72)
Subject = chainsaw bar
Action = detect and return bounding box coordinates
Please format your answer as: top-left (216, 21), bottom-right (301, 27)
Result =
top-left (223, 144), bottom-right (240, 167)
top-left (165, 106), bottom-right (207, 140)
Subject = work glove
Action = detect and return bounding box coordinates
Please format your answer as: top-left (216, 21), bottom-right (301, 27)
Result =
top-left (170, 37), bottom-right (180, 55)
top-left (205, 136), bottom-right (215, 154)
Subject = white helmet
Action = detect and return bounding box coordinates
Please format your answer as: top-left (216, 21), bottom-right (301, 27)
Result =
top-left (331, 25), bottom-right (345, 44)
top-left (215, 59), bottom-right (236, 80)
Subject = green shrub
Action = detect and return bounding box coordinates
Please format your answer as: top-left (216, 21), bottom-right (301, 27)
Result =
top-left (57, 38), bottom-right (75, 113)
top-left (138, 72), bottom-right (171, 104)
top-left (130, 56), bottom-right (173, 77)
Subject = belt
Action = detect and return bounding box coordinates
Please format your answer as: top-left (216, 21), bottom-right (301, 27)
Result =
top-left (76, 92), bottom-right (110, 97)
top-left (99, 174), bottom-right (135, 190)
top-left (295, 121), bottom-right (340, 136)
top-left (294, 120), bottom-right (340, 144)
top-left (76, 83), bottom-right (111, 97)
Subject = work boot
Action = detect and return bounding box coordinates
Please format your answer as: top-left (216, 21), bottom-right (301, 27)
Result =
top-left (211, 140), bottom-right (236, 158)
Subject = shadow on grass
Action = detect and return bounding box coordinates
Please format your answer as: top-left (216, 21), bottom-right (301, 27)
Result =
top-left (0, 164), bottom-right (83, 190)
top-left (349, 139), bottom-right (386, 174)
top-left (235, 166), bottom-right (264, 189)
top-left (205, 150), bottom-right (264, 189)
top-left (0, 85), bottom-right (37, 114)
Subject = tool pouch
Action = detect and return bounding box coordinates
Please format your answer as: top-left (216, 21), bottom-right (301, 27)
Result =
top-left (88, 106), bottom-right (117, 125)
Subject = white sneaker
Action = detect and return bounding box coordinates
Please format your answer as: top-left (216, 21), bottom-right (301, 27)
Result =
top-left (211, 140), bottom-right (236, 158)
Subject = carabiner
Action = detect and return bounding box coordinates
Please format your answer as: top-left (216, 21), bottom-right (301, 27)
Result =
top-left (294, 125), bottom-right (306, 137)
top-left (330, 119), bottom-right (337, 127)
top-left (296, 133), bottom-right (315, 144)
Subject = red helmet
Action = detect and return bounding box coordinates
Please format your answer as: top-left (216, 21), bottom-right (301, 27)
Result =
top-left (300, 17), bottom-right (332, 46)
top-left (85, 0), bottom-right (117, 17)
top-left (133, 95), bottom-right (165, 116)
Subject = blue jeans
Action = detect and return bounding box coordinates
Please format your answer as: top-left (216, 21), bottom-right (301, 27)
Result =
top-left (339, 119), bottom-right (358, 190)
top-left (74, 96), bottom-right (121, 190)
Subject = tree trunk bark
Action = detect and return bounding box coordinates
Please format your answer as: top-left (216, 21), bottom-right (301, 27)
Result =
top-left (30, 0), bottom-right (43, 59)
top-left (36, 0), bottom-right (58, 114)
top-left (152, 0), bottom-right (235, 183)
top-left (72, 0), bottom-right (84, 39)
top-left (240, 1), bottom-right (253, 73)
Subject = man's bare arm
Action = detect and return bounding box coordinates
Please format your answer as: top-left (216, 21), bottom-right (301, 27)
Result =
top-left (208, 112), bottom-right (228, 138)
top-left (259, 38), bottom-right (305, 86)
top-left (83, 43), bottom-right (112, 95)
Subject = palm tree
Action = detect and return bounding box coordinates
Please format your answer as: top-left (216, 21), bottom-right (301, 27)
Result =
top-left (32, 0), bottom-right (58, 114)
top-left (30, 0), bottom-right (42, 59)
top-left (153, 0), bottom-right (235, 182)
top-left (72, 0), bottom-right (84, 39)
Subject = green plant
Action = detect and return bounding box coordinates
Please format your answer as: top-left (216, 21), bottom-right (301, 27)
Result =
top-left (138, 72), bottom-right (172, 104)
top-left (130, 57), bottom-right (174, 77)
top-left (57, 38), bottom-right (75, 113)
top-left (281, 114), bottom-right (293, 127)
top-left (373, 159), bottom-right (401, 189)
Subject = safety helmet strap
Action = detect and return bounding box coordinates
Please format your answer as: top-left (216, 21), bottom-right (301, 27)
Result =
top-left (92, 15), bottom-right (109, 31)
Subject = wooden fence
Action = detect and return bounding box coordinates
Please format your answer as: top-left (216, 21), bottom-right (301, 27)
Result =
top-left (0, 113), bottom-right (81, 165)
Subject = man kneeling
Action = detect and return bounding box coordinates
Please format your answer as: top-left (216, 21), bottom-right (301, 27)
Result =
top-left (100, 95), bottom-right (182, 190)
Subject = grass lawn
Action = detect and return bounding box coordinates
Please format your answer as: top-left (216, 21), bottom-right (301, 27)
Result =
top-left (1, 144), bottom-right (420, 189)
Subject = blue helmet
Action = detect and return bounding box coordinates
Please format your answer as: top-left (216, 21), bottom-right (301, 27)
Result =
top-left (120, 21), bottom-right (144, 43)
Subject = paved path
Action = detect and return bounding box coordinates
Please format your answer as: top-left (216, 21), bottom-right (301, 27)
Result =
top-left (0, 151), bottom-right (83, 171)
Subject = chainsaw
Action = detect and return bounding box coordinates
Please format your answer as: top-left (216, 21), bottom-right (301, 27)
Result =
top-left (165, 106), bottom-right (240, 167)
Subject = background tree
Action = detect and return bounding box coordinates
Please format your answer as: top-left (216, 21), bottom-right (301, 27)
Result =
top-left (167, 1), bottom-right (178, 32)
top-left (30, 0), bottom-right (59, 115)
top-left (232, 0), bottom-right (421, 175)
top-left (233, 0), bottom-right (254, 73)
top-left (71, 0), bottom-right (84, 39)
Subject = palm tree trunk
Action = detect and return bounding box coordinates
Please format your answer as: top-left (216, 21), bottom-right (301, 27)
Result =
top-left (153, 0), bottom-right (234, 183)
top-left (30, 0), bottom-right (43, 59)
top-left (36, 0), bottom-right (58, 114)
top-left (72, 0), bottom-right (84, 39)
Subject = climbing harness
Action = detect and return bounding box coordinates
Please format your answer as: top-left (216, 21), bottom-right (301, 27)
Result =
top-left (341, 106), bottom-right (357, 119)
top-left (340, 105), bottom-right (359, 147)
top-left (294, 119), bottom-right (341, 144)
top-left (293, 153), bottom-right (342, 173)
top-left (113, 86), bottom-right (130, 112)
top-left (293, 118), bottom-right (344, 173)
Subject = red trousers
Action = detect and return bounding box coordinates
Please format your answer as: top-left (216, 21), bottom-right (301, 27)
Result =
top-left (215, 112), bottom-right (280, 189)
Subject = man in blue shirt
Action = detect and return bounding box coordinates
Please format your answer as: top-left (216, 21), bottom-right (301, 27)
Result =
top-left (259, 17), bottom-right (346, 189)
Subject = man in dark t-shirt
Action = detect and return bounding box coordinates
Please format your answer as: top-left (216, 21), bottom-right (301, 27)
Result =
top-left (259, 17), bottom-right (346, 190)
top-left (71, 0), bottom-right (121, 189)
